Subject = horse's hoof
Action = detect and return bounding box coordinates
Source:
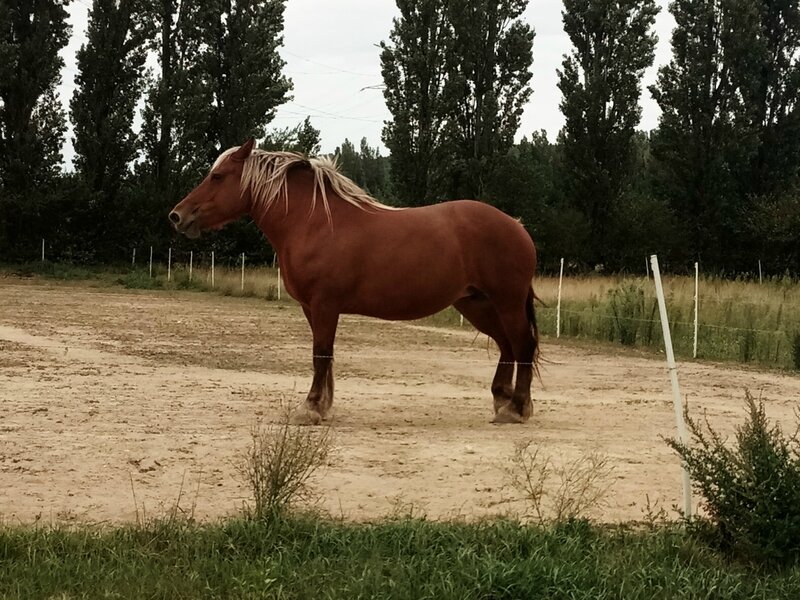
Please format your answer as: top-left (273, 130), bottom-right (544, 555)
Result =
top-left (290, 409), bottom-right (323, 426)
top-left (493, 398), bottom-right (511, 415)
top-left (492, 404), bottom-right (528, 424)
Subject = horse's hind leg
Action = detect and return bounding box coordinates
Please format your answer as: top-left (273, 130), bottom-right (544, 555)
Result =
top-left (493, 298), bottom-right (537, 424)
top-left (454, 296), bottom-right (514, 416)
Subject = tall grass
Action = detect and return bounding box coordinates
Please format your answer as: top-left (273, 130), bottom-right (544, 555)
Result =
top-left (533, 273), bottom-right (800, 370)
top-left (158, 263), bottom-right (282, 300)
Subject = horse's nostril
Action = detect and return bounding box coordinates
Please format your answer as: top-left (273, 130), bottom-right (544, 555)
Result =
top-left (169, 211), bottom-right (181, 225)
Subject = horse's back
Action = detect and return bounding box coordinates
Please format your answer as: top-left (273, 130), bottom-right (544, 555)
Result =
top-left (439, 200), bottom-right (537, 281)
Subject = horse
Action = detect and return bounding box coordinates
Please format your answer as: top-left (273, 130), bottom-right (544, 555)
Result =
top-left (169, 139), bottom-right (540, 425)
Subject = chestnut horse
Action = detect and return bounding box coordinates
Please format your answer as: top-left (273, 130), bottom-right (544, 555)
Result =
top-left (169, 139), bottom-right (540, 424)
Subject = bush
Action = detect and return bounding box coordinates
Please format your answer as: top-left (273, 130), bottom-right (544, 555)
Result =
top-left (667, 391), bottom-right (800, 567)
top-left (118, 270), bottom-right (164, 289)
top-left (506, 440), bottom-right (615, 524)
top-left (790, 330), bottom-right (800, 371)
top-left (237, 414), bottom-right (333, 521)
top-left (606, 281), bottom-right (657, 346)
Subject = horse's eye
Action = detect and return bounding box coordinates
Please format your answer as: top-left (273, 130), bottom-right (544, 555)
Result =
top-left (211, 173), bottom-right (223, 181)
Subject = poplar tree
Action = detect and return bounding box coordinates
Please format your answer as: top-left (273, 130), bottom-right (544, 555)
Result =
top-left (180, 0), bottom-right (292, 170)
top-left (381, 0), bottom-right (533, 204)
top-left (649, 0), bottom-right (741, 265)
top-left (558, 0), bottom-right (659, 265)
top-left (380, 0), bottom-right (453, 205)
top-left (730, 0), bottom-right (800, 199)
top-left (441, 0), bottom-right (534, 199)
top-left (0, 0), bottom-right (70, 253)
top-left (71, 0), bottom-right (150, 203)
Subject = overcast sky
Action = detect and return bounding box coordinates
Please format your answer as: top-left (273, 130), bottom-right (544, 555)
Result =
top-left (59, 0), bottom-right (675, 163)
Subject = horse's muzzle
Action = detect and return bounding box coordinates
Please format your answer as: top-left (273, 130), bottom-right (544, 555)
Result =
top-left (169, 210), bottom-right (201, 238)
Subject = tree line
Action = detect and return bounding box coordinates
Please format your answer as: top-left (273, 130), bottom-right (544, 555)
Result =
top-left (1, 0), bottom-right (798, 275)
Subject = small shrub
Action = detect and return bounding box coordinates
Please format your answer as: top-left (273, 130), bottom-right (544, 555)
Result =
top-left (237, 413), bottom-right (333, 521)
top-left (607, 281), bottom-right (648, 346)
top-left (667, 391), bottom-right (800, 567)
top-left (789, 330), bottom-right (800, 371)
top-left (119, 271), bottom-right (163, 289)
top-left (506, 440), bottom-right (614, 524)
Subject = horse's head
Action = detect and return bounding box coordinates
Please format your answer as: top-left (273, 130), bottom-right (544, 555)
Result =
top-left (169, 138), bottom-right (256, 238)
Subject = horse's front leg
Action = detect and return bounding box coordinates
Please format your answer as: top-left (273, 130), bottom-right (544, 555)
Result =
top-left (293, 307), bottom-right (339, 425)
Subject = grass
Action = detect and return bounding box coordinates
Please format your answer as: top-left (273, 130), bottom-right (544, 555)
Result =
top-left (4, 261), bottom-right (800, 370)
top-left (4, 260), bottom-right (283, 300)
top-left (2, 515), bottom-right (800, 599)
top-left (533, 272), bottom-right (800, 371)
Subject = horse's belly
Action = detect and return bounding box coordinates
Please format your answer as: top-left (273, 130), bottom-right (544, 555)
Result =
top-left (346, 279), bottom-right (464, 321)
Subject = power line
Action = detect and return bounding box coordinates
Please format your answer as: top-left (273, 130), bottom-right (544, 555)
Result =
top-left (282, 49), bottom-right (376, 77)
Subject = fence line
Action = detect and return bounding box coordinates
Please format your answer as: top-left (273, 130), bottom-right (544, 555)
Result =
top-left (15, 247), bottom-right (799, 366)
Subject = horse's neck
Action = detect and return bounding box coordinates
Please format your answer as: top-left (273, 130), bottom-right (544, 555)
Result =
top-left (250, 169), bottom-right (331, 255)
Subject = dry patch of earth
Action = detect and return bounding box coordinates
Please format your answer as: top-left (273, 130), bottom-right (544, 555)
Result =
top-left (1, 278), bottom-right (798, 523)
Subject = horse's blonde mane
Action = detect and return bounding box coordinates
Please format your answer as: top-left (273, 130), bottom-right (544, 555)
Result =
top-left (219, 147), bottom-right (399, 221)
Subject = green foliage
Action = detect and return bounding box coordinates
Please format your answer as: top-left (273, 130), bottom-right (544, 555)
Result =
top-left (380, 0), bottom-right (453, 204)
top-left (649, 0), bottom-right (741, 268)
top-left (334, 137), bottom-right (394, 202)
top-left (71, 0), bottom-right (149, 200)
top-left (727, 0), bottom-right (800, 202)
top-left (119, 270), bottom-right (164, 290)
top-left (534, 274), bottom-right (800, 370)
top-left (791, 330), bottom-right (800, 371)
top-left (132, 0), bottom-right (292, 266)
top-left (607, 281), bottom-right (657, 346)
top-left (667, 391), bottom-right (800, 568)
top-left (381, 0), bottom-right (533, 203)
top-left (4, 516), bottom-right (800, 598)
top-left (440, 0), bottom-right (534, 199)
top-left (0, 0), bottom-right (70, 257)
top-left (180, 0), bottom-right (292, 165)
top-left (262, 116), bottom-right (321, 155)
top-left (558, 0), bottom-right (659, 266)
top-left (9, 261), bottom-right (99, 282)
top-left (70, 0), bottom-right (152, 261)
top-left (649, 0), bottom-right (800, 272)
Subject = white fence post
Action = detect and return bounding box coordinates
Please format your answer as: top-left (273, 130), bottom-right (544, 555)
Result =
top-left (693, 262), bottom-right (699, 359)
top-left (132, 248), bottom-right (136, 268)
top-left (189, 251), bottom-right (193, 282)
top-left (556, 258), bottom-right (564, 338)
top-left (241, 253), bottom-right (245, 291)
top-left (167, 247), bottom-right (172, 281)
top-left (645, 256), bottom-right (649, 279)
top-left (41, 239), bottom-right (45, 262)
top-left (758, 259), bottom-right (763, 284)
top-left (211, 251), bottom-right (215, 288)
top-left (650, 255), bottom-right (693, 519)
top-left (149, 246), bottom-right (153, 278)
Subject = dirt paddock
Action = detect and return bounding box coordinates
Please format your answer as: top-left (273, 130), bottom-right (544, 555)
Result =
top-left (1, 277), bottom-right (799, 524)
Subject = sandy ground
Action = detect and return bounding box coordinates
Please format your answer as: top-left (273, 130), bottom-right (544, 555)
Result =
top-left (1, 276), bottom-right (799, 525)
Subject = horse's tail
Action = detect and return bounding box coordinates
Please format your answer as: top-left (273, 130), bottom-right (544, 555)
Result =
top-left (526, 285), bottom-right (541, 379)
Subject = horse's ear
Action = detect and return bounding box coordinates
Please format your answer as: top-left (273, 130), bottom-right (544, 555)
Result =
top-left (232, 138), bottom-right (256, 162)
